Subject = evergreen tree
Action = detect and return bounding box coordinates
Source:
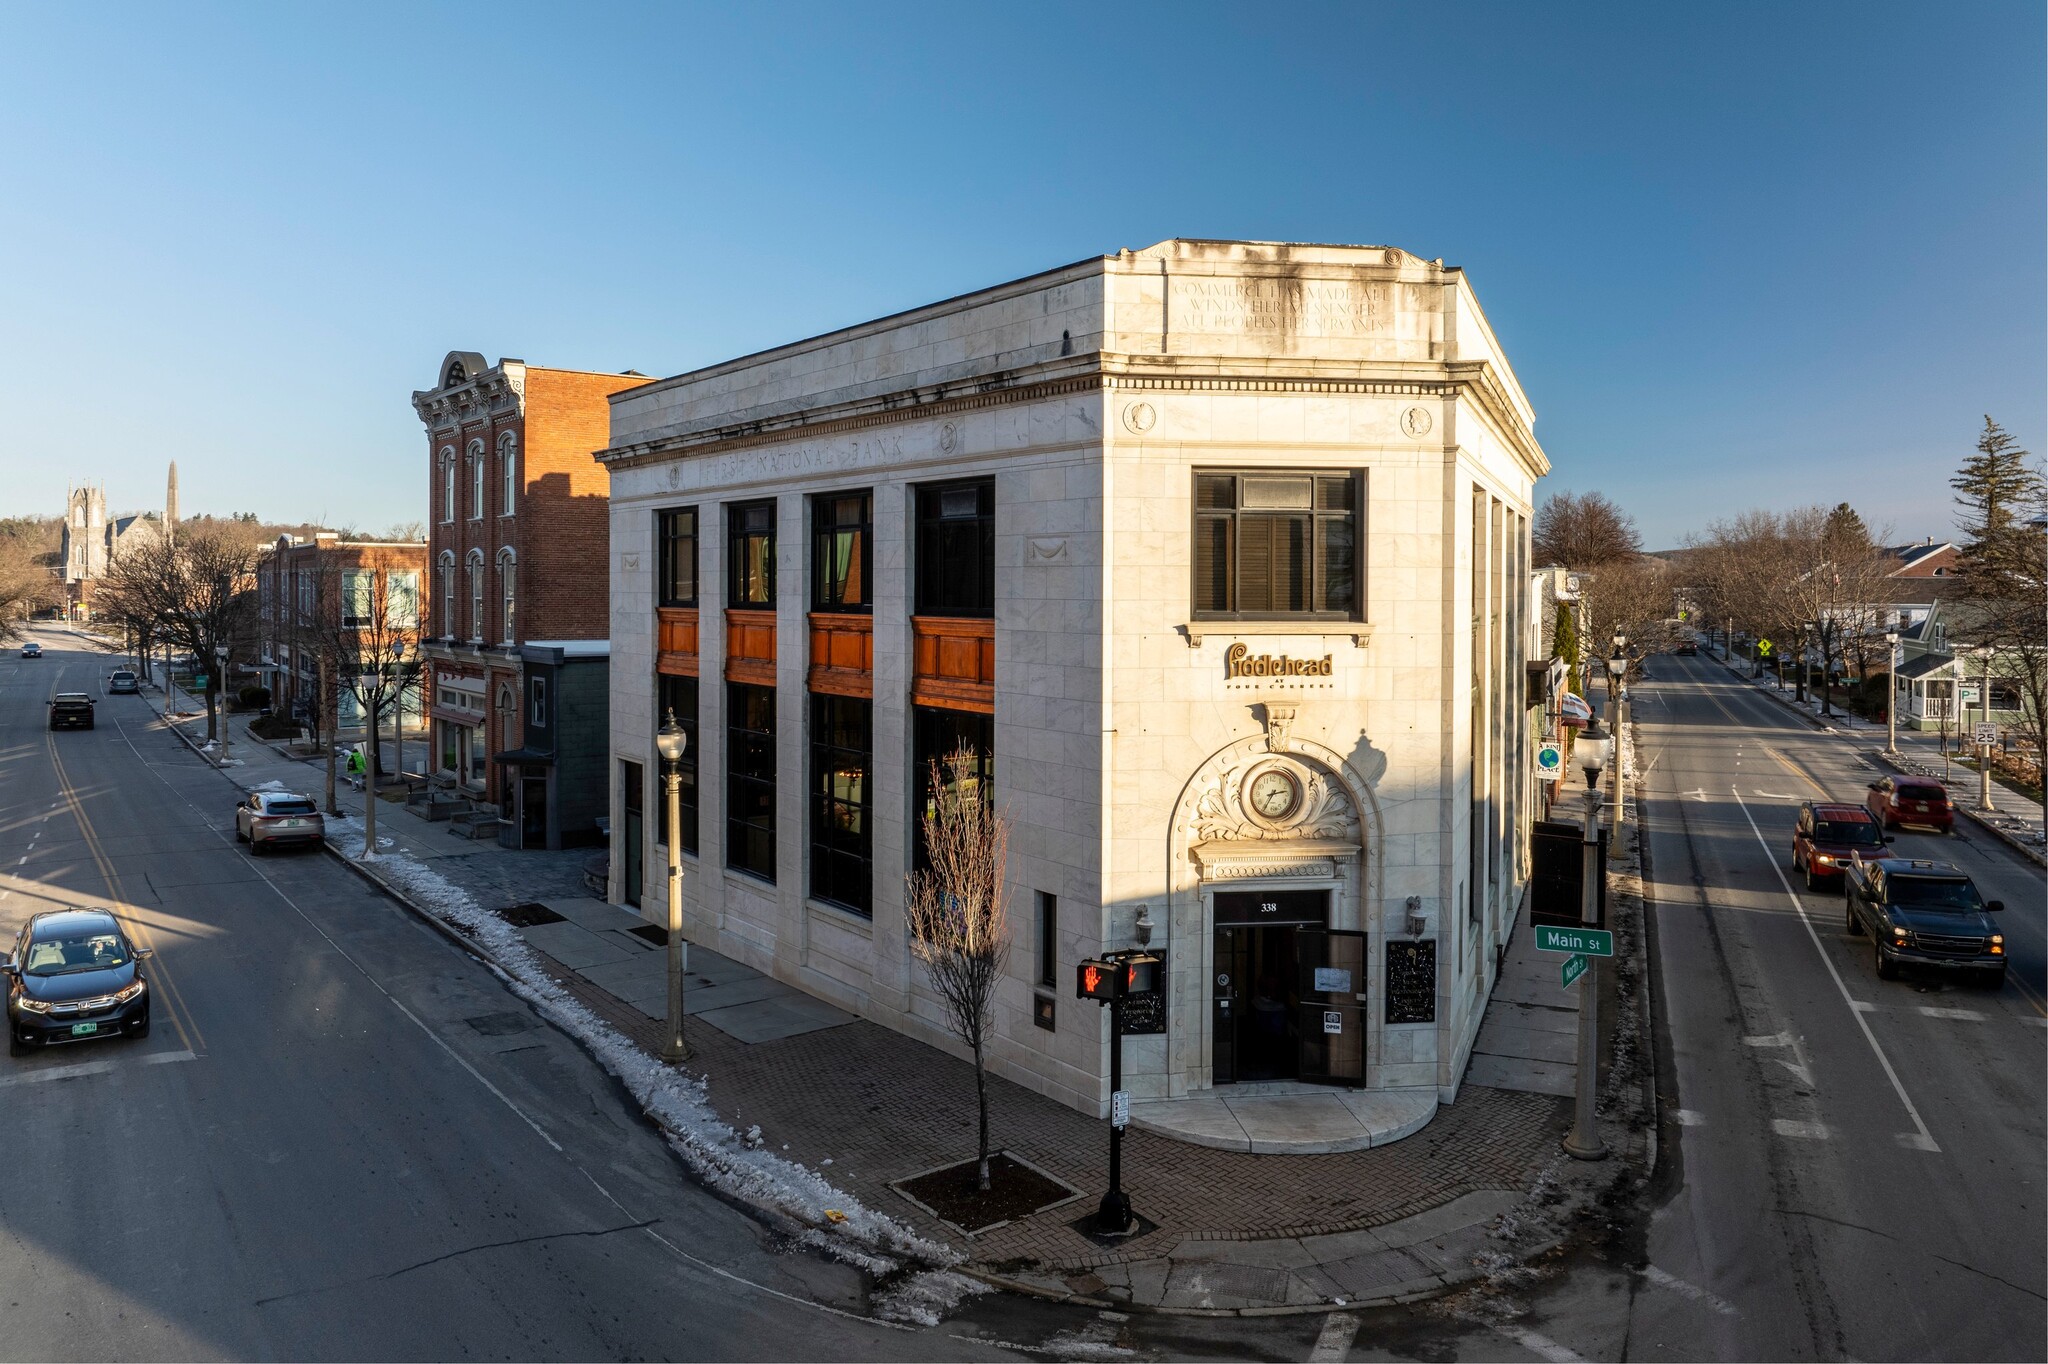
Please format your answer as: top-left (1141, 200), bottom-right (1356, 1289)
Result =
top-left (1823, 502), bottom-right (1870, 552)
top-left (1951, 417), bottom-right (2039, 577)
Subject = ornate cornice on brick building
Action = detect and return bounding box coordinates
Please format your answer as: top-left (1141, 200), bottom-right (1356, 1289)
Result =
top-left (411, 361), bottom-right (527, 434)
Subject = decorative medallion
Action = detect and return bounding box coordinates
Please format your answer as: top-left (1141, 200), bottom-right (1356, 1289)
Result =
top-left (1401, 405), bottom-right (1433, 438)
top-left (1191, 755), bottom-right (1356, 843)
top-left (1123, 401), bottom-right (1157, 434)
top-left (938, 420), bottom-right (958, 454)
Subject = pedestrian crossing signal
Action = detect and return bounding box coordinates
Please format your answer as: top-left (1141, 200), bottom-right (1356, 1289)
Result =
top-left (1123, 954), bottom-right (1162, 996)
top-left (1077, 959), bottom-right (1117, 1002)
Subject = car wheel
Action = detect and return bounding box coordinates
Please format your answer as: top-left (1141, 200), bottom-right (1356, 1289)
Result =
top-left (1979, 968), bottom-right (2007, 992)
top-left (1875, 937), bottom-right (1899, 980)
top-left (129, 1012), bottom-right (150, 1040)
top-left (1844, 894), bottom-right (1861, 935)
top-left (7, 1030), bottom-right (25, 1058)
top-left (234, 820), bottom-right (247, 843)
top-left (250, 839), bottom-right (265, 856)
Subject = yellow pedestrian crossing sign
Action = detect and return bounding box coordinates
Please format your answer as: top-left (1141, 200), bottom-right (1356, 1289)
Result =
top-left (1757, 638), bottom-right (1773, 656)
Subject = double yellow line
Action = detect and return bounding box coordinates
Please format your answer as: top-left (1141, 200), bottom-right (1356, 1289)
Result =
top-left (40, 683), bottom-right (203, 1054)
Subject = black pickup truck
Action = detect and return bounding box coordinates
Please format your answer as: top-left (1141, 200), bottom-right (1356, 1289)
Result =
top-left (1843, 856), bottom-right (2005, 988)
top-left (47, 693), bottom-right (95, 731)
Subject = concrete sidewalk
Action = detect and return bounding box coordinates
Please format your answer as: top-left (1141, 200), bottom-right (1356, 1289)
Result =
top-left (1702, 644), bottom-right (2046, 866)
top-left (137, 669), bottom-right (1644, 1314)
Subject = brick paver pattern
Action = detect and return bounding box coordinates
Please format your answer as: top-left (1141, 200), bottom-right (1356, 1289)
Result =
top-left (528, 948), bottom-right (1565, 1272)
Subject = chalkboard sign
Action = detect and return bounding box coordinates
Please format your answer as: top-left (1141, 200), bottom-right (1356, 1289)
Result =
top-left (1115, 952), bottom-right (1168, 1035)
top-left (1385, 939), bottom-right (1436, 1025)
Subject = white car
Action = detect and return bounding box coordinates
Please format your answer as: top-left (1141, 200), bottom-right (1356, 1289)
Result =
top-left (234, 792), bottom-right (325, 853)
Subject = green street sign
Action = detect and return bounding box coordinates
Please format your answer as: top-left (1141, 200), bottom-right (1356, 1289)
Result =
top-left (1536, 924), bottom-right (1614, 957)
top-left (1561, 953), bottom-right (1589, 989)
top-left (1756, 638), bottom-right (1773, 656)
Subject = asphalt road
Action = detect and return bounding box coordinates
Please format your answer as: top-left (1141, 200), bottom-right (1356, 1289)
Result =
top-left (0, 632), bottom-right (1061, 1361)
top-left (1411, 651), bottom-right (2046, 1364)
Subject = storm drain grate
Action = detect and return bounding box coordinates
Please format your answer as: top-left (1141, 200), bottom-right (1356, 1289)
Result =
top-left (500, 902), bottom-right (566, 927)
top-left (628, 924), bottom-right (670, 947)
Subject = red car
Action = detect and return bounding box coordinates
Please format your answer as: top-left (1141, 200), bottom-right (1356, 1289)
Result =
top-left (1792, 802), bottom-right (1891, 888)
top-left (1866, 776), bottom-right (1954, 833)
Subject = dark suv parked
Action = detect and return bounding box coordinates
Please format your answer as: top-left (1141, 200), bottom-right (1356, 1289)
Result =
top-left (1843, 857), bottom-right (2005, 988)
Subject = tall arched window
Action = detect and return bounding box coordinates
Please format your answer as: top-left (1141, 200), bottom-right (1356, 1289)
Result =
top-left (467, 440), bottom-right (485, 520)
top-left (438, 448), bottom-right (456, 524)
top-left (498, 433), bottom-right (518, 516)
top-left (437, 551), bottom-right (455, 637)
top-left (497, 548), bottom-right (517, 641)
top-left (466, 549), bottom-right (484, 640)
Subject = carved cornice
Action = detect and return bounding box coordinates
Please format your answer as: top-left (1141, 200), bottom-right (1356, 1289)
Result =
top-left (1191, 838), bottom-right (1362, 881)
top-left (411, 365), bottom-right (527, 434)
top-left (596, 351), bottom-right (1546, 481)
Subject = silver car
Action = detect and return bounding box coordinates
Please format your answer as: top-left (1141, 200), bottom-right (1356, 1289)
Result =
top-left (235, 792), bottom-right (325, 853)
top-left (107, 670), bottom-right (139, 694)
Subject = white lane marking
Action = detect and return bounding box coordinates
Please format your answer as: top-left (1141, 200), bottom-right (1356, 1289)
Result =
top-left (1491, 1323), bottom-right (1586, 1362)
top-left (1772, 1118), bottom-right (1831, 1140)
top-left (1917, 1007), bottom-right (1985, 1021)
top-left (1639, 1264), bottom-right (1741, 1317)
top-left (1743, 1032), bottom-right (1796, 1047)
top-left (0, 1048), bottom-right (197, 1088)
top-left (1755, 790), bottom-right (1798, 800)
top-left (1849, 1000), bottom-right (1875, 1012)
top-left (1897, 1131), bottom-right (1940, 1151)
top-left (1309, 1310), bottom-right (1360, 1362)
top-left (1732, 787), bottom-right (1942, 1154)
top-left (1674, 1108), bottom-right (1707, 1126)
top-left (1772, 1058), bottom-right (1815, 1084)
top-left (2024, 1017), bottom-right (2048, 1029)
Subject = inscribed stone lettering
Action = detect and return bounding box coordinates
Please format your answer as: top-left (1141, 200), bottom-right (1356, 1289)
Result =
top-left (1385, 939), bottom-right (1436, 1025)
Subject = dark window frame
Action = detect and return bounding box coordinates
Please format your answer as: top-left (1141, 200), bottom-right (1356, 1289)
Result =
top-left (1190, 469), bottom-right (1363, 621)
top-left (914, 479), bottom-right (995, 618)
top-left (811, 490), bottom-right (873, 613)
top-left (727, 500), bottom-right (776, 608)
top-left (657, 674), bottom-right (700, 856)
top-left (1035, 891), bottom-right (1057, 989)
top-left (657, 506), bottom-right (699, 608)
top-left (725, 682), bottom-right (776, 881)
top-left (809, 693), bottom-right (873, 915)
top-left (912, 706), bottom-right (993, 870)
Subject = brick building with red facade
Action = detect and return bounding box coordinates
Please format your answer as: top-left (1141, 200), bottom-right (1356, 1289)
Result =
top-left (412, 352), bottom-right (652, 849)
top-left (254, 532), bottom-right (428, 738)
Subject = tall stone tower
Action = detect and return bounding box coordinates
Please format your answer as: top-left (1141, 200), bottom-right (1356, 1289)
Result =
top-left (165, 461), bottom-right (179, 544)
top-left (60, 485), bottom-right (109, 582)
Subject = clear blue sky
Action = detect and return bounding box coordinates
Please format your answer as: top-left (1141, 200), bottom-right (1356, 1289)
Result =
top-left (1, 2), bottom-right (2040, 547)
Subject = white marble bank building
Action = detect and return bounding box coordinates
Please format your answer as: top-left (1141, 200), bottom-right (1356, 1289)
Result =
top-left (601, 240), bottom-right (1546, 1141)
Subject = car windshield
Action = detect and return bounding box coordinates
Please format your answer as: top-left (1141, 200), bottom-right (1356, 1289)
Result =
top-left (22, 929), bottom-right (130, 975)
top-left (265, 799), bottom-right (317, 815)
top-left (1815, 821), bottom-right (1882, 845)
top-left (1887, 878), bottom-right (1984, 913)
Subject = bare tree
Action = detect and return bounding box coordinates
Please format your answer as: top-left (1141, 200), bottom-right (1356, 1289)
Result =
top-left (1534, 490), bottom-right (1644, 568)
top-left (307, 559), bottom-right (423, 858)
top-left (1577, 554), bottom-right (1676, 680)
top-left (903, 747), bottom-right (1012, 1192)
top-left (1778, 505), bottom-right (1896, 716)
top-left (94, 525), bottom-right (263, 744)
top-left (0, 537), bottom-right (62, 638)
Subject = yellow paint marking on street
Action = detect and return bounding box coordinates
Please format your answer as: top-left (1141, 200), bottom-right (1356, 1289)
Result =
top-left (42, 678), bottom-right (204, 1054)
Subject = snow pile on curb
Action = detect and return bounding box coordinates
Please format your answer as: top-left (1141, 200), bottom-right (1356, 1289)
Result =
top-left (321, 813), bottom-right (956, 1276)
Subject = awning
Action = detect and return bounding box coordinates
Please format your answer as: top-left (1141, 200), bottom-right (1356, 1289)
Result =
top-left (493, 747), bottom-right (555, 766)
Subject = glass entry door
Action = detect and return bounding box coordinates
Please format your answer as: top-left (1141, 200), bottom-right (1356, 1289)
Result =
top-left (1212, 890), bottom-right (1329, 1085)
top-left (1296, 930), bottom-right (1367, 1085)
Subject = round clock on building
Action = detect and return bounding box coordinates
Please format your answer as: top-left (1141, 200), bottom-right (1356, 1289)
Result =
top-left (1245, 767), bottom-right (1303, 824)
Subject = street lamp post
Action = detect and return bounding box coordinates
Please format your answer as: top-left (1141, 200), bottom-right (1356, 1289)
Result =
top-left (1564, 721), bottom-right (1610, 1161)
top-left (214, 643), bottom-right (231, 765)
top-left (392, 641), bottom-right (409, 783)
top-left (1606, 641), bottom-right (1628, 833)
top-left (656, 710), bottom-right (690, 1063)
top-left (1884, 630), bottom-right (1900, 755)
top-left (1977, 650), bottom-right (1996, 814)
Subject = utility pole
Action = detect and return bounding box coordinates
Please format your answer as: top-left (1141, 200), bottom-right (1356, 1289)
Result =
top-left (1979, 651), bottom-right (1996, 813)
top-left (1884, 630), bottom-right (1900, 755)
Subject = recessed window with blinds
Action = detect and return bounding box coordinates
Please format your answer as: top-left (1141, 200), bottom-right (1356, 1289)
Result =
top-left (1192, 471), bottom-right (1361, 619)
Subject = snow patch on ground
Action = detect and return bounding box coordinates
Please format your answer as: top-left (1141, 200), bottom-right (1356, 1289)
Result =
top-left (871, 1269), bottom-right (991, 1327)
top-left (320, 813), bottom-right (956, 1275)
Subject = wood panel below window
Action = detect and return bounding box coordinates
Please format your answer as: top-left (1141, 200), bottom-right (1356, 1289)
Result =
top-left (808, 612), bottom-right (873, 699)
top-left (657, 607), bottom-right (698, 677)
top-left (725, 608), bottom-right (777, 685)
top-left (911, 616), bottom-right (994, 713)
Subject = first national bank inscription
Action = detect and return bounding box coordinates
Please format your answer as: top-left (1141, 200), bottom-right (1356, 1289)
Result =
top-left (1225, 642), bottom-right (1334, 680)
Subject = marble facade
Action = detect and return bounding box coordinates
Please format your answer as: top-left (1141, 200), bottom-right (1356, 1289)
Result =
top-left (600, 240), bottom-right (1547, 1128)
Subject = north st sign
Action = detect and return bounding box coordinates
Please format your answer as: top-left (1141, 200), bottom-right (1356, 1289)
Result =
top-left (1561, 953), bottom-right (1588, 989)
top-left (1535, 924), bottom-right (1614, 957)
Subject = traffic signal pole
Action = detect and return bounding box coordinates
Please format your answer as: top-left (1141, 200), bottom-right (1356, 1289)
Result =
top-left (1099, 995), bottom-right (1132, 1234)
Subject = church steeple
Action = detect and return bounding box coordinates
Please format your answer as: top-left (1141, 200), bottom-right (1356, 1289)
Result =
top-left (166, 461), bottom-right (179, 544)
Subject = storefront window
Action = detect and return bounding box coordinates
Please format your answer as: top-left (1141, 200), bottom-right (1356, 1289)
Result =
top-left (1192, 470), bottom-right (1360, 619)
top-left (658, 507), bottom-right (698, 607)
top-left (912, 705), bottom-right (992, 868)
top-left (727, 683), bottom-right (776, 879)
top-left (657, 674), bottom-right (699, 855)
top-left (727, 501), bottom-right (775, 607)
top-left (914, 480), bottom-right (993, 617)
top-left (810, 694), bottom-right (871, 914)
top-left (811, 492), bottom-right (872, 611)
